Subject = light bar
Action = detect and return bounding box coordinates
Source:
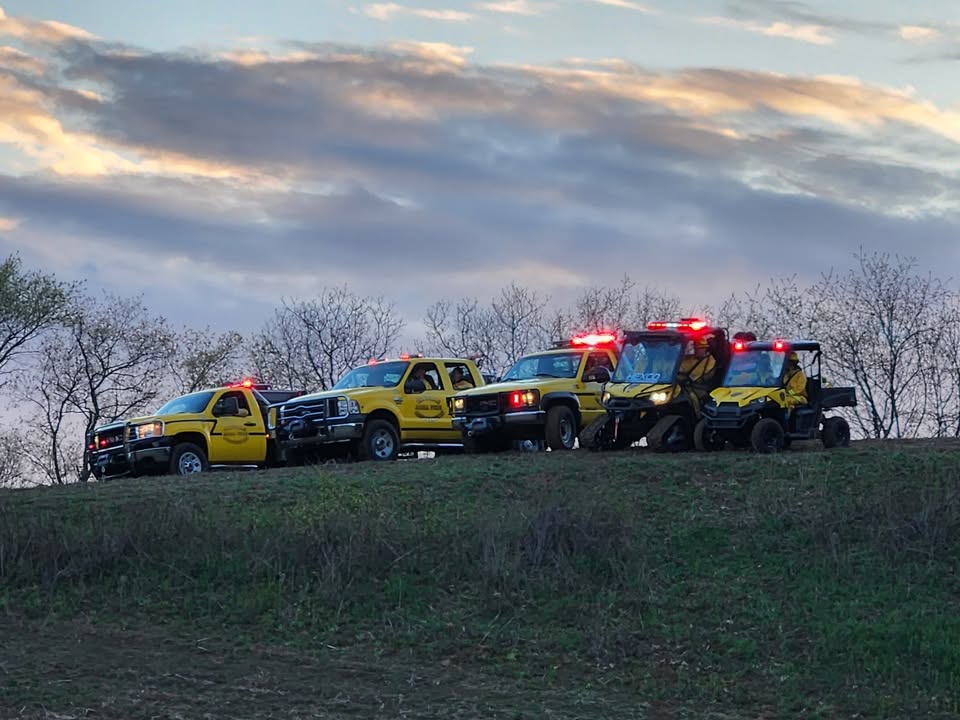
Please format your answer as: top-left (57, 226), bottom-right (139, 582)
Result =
top-left (647, 318), bottom-right (708, 332)
top-left (773, 340), bottom-right (786, 351)
top-left (571, 332), bottom-right (618, 346)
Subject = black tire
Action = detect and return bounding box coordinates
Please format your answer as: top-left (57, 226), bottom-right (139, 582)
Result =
top-left (545, 405), bottom-right (577, 451)
top-left (170, 442), bottom-right (209, 476)
top-left (359, 419), bottom-right (400, 461)
top-left (693, 418), bottom-right (725, 452)
top-left (822, 416), bottom-right (851, 449)
top-left (750, 418), bottom-right (785, 454)
top-left (649, 416), bottom-right (691, 453)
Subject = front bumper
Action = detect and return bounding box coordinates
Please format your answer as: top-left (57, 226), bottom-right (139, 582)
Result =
top-left (126, 437), bottom-right (174, 475)
top-left (92, 448), bottom-right (130, 480)
top-left (452, 410), bottom-right (546, 436)
top-left (275, 413), bottom-right (366, 449)
top-left (701, 404), bottom-right (756, 430)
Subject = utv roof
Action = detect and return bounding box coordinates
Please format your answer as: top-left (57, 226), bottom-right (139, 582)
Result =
top-left (739, 340), bottom-right (821, 352)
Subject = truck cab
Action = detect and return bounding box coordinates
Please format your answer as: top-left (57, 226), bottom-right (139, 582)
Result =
top-left (273, 355), bottom-right (486, 462)
top-left (123, 381), bottom-right (302, 476)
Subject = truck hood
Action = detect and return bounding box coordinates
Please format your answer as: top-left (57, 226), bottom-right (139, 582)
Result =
top-left (126, 412), bottom-right (207, 425)
top-left (454, 378), bottom-right (577, 396)
top-left (709, 387), bottom-right (783, 406)
top-left (283, 386), bottom-right (390, 404)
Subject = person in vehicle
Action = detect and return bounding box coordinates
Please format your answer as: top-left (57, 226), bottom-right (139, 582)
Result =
top-left (782, 352), bottom-right (807, 406)
top-left (450, 366), bottom-right (473, 390)
top-left (411, 364), bottom-right (438, 390)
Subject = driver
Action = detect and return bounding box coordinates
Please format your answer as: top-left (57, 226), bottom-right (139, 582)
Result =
top-left (782, 352), bottom-right (807, 406)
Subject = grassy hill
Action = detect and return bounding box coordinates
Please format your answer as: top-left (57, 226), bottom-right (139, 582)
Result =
top-left (2, 441), bottom-right (960, 718)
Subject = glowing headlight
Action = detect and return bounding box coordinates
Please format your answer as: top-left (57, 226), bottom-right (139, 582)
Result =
top-left (650, 391), bottom-right (669, 404)
top-left (506, 389), bottom-right (539, 410)
top-left (336, 397), bottom-right (360, 416)
top-left (135, 421), bottom-right (164, 439)
top-left (452, 397), bottom-right (465, 413)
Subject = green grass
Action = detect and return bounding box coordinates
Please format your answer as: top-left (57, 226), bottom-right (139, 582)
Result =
top-left (2, 441), bottom-right (960, 718)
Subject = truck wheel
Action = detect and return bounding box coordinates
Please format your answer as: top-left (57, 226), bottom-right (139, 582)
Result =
top-left (750, 418), bottom-right (784, 454)
top-left (360, 419), bottom-right (399, 461)
top-left (545, 405), bottom-right (577, 450)
top-left (170, 443), bottom-right (209, 475)
top-left (821, 416), bottom-right (851, 449)
top-left (693, 419), bottom-right (725, 452)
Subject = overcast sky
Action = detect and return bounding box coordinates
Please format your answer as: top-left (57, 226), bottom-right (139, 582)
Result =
top-left (0, 1), bottom-right (957, 341)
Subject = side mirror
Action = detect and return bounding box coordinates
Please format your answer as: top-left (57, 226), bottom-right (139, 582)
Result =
top-left (584, 367), bottom-right (611, 384)
top-left (215, 396), bottom-right (240, 416)
top-left (404, 378), bottom-right (426, 394)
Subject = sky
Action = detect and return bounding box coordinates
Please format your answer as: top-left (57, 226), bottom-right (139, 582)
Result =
top-left (0, 0), bottom-right (958, 342)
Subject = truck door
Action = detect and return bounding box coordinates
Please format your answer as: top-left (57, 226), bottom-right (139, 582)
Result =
top-left (400, 361), bottom-right (457, 441)
top-left (577, 351), bottom-right (616, 423)
top-left (209, 390), bottom-right (269, 464)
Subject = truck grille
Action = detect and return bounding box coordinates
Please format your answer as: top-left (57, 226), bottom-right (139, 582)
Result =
top-left (279, 398), bottom-right (344, 425)
top-left (94, 426), bottom-right (125, 450)
top-left (463, 394), bottom-right (500, 415)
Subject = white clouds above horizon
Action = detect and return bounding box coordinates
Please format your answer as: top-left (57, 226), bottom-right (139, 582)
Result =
top-left (697, 15), bottom-right (834, 45)
top-left (0, 4), bottom-right (958, 336)
top-left (361, 3), bottom-right (473, 22)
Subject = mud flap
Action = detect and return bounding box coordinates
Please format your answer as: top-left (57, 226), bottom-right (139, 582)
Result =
top-left (646, 415), bottom-right (690, 453)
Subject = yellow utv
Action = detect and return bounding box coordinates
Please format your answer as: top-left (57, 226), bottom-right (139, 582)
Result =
top-left (697, 340), bottom-right (857, 453)
top-left (581, 319), bottom-right (731, 452)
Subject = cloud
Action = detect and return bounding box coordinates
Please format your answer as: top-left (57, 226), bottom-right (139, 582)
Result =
top-left (698, 16), bottom-right (833, 45)
top-left (590, 0), bottom-right (653, 12)
top-left (477, 0), bottom-right (545, 16)
top-left (0, 45), bottom-right (46, 73)
top-left (898, 25), bottom-right (940, 43)
top-left (361, 3), bottom-right (473, 21)
top-left (0, 216), bottom-right (20, 231)
top-left (0, 5), bottom-right (94, 44)
top-left (0, 6), bottom-right (957, 338)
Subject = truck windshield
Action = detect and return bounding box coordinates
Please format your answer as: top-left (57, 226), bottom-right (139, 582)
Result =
top-left (612, 341), bottom-right (682, 384)
top-left (333, 361), bottom-right (408, 389)
top-left (153, 391), bottom-right (215, 415)
top-left (501, 352), bottom-right (581, 380)
top-left (723, 351), bottom-right (784, 388)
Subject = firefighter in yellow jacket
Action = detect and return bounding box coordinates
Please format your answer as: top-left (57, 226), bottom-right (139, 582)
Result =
top-left (679, 336), bottom-right (717, 413)
top-left (782, 352), bottom-right (807, 407)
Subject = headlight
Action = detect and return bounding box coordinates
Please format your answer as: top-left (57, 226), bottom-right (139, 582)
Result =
top-left (602, 391), bottom-right (611, 404)
top-left (452, 397), bottom-right (465, 413)
top-left (505, 389), bottom-right (539, 410)
top-left (650, 391), bottom-right (669, 404)
top-left (267, 407), bottom-right (278, 430)
top-left (135, 421), bottom-right (164, 439)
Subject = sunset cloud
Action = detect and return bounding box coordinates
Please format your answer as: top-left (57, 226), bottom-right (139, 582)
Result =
top-left (0, 5), bottom-right (94, 43)
top-left (477, 0), bottom-right (545, 16)
top-left (590, 0), bottom-right (653, 12)
top-left (898, 25), bottom-right (940, 43)
top-left (362, 3), bottom-right (473, 21)
top-left (697, 16), bottom-right (834, 45)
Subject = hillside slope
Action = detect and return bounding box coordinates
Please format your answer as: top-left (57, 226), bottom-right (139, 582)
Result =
top-left (3, 441), bottom-right (960, 718)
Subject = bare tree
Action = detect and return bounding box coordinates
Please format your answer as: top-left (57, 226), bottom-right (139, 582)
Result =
top-left (248, 287), bottom-right (404, 391)
top-left (921, 292), bottom-right (960, 437)
top-left (572, 275), bottom-right (636, 331)
top-left (168, 327), bottom-right (245, 394)
top-left (19, 294), bottom-right (174, 483)
top-left (811, 250), bottom-right (948, 439)
top-left (421, 297), bottom-right (492, 359)
top-left (631, 286), bottom-right (684, 328)
top-left (0, 431), bottom-right (26, 487)
top-left (486, 283), bottom-right (550, 375)
top-left (0, 254), bottom-right (75, 384)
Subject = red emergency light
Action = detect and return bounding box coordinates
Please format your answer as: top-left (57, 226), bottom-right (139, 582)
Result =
top-left (773, 340), bottom-right (786, 352)
top-left (367, 358), bottom-right (378, 365)
top-left (733, 341), bottom-right (745, 351)
top-left (227, 378), bottom-right (258, 389)
top-left (571, 332), bottom-right (617, 347)
top-left (647, 318), bottom-right (708, 333)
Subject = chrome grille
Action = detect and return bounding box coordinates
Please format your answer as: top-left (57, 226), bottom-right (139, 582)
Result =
top-left (279, 398), bottom-right (328, 424)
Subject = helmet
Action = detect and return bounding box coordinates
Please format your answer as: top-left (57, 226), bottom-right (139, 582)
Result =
top-left (787, 352), bottom-right (800, 364)
top-left (733, 331), bottom-right (757, 342)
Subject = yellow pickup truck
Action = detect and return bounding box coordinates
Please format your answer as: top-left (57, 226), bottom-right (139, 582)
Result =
top-left (273, 355), bottom-right (486, 462)
top-left (123, 381), bottom-right (303, 476)
top-left (451, 333), bottom-right (619, 452)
